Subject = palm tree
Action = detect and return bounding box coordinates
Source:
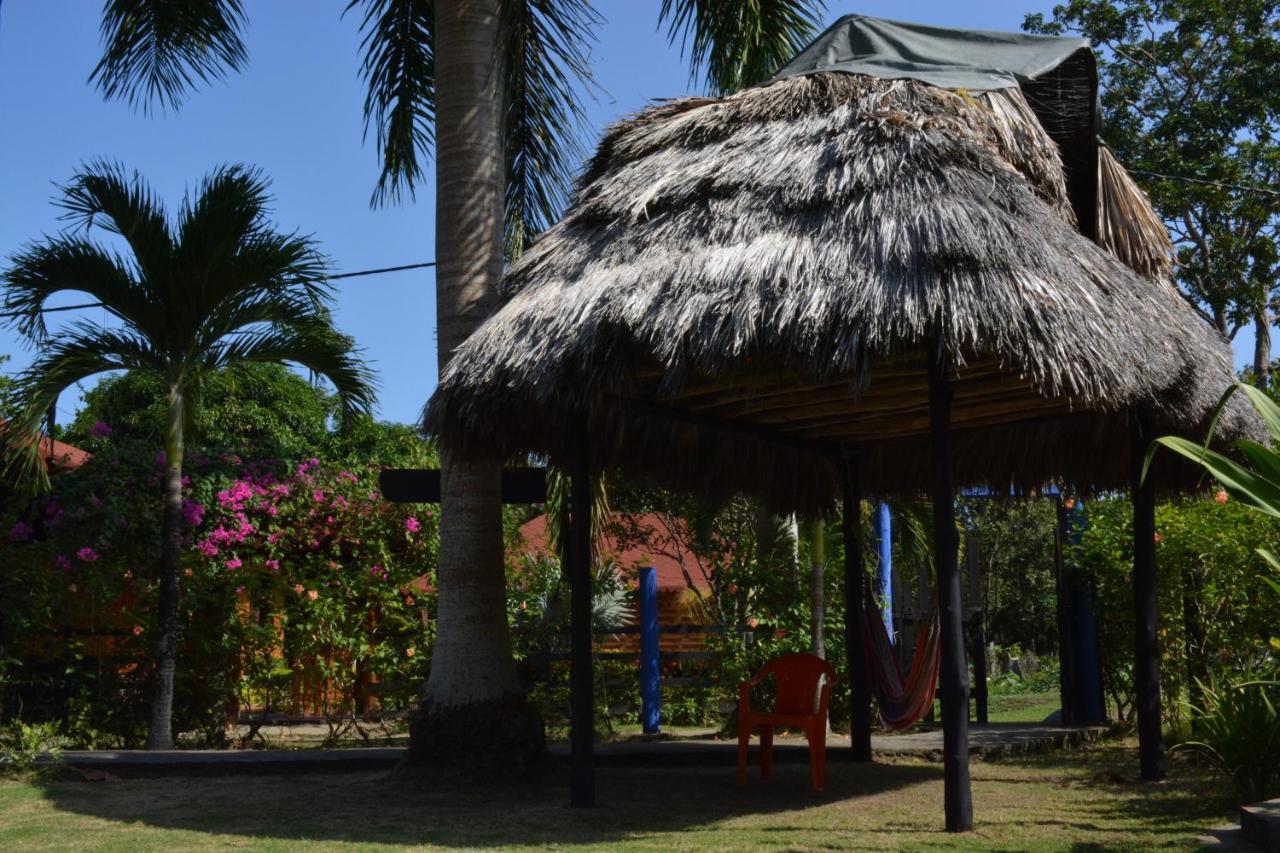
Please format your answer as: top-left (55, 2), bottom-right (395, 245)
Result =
top-left (84, 0), bottom-right (824, 767)
top-left (1, 163), bottom-right (376, 749)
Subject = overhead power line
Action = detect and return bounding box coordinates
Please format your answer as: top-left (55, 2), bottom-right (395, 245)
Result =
top-left (0, 261), bottom-right (437, 320)
top-left (1126, 167), bottom-right (1280, 199)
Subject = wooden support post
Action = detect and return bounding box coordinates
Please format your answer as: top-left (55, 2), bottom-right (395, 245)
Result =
top-left (569, 448), bottom-right (595, 806)
top-left (966, 536), bottom-right (988, 725)
top-left (842, 451), bottom-right (872, 762)
top-left (928, 335), bottom-right (973, 832)
top-left (1129, 412), bottom-right (1166, 781)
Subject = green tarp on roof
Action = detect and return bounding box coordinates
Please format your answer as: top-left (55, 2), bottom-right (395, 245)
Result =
top-left (774, 14), bottom-right (1093, 93)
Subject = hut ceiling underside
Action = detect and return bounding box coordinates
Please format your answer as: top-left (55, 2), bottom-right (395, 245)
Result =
top-left (635, 355), bottom-right (1086, 449)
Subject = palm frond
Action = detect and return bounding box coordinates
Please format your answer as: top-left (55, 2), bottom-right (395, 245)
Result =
top-left (1, 326), bottom-right (158, 490)
top-left (346, 0), bottom-right (435, 207)
top-left (90, 0), bottom-right (249, 114)
top-left (3, 237), bottom-right (151, 343)
top-left (503, 0), bottom-right (600, 257)
top-left (57, 161), bottom-right (174, 284)
top-left (173, 166), bottom-right (330, 332)
top-left (202, 320), bottom-right (377, 425)
top-left (659, 0), bottom-right (825, 96)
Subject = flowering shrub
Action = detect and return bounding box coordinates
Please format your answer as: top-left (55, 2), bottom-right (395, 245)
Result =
top-left (0, 430), bottom-right (438, 746)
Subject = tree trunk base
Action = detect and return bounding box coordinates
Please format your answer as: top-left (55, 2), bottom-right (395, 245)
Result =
top-left (402, 693), bottom-right (548, 781)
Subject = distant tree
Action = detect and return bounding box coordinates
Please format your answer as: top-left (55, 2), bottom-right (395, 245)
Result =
top-left (67, 364), bottom-right (330, 459)
top-left (1026, 1), bottom-right (1280, 386)
top-left (1, 163), bottom-right (376, 748)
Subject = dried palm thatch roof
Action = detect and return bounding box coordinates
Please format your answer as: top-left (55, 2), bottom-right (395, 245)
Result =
top-left (426, 71), bottom-right (1254, 513)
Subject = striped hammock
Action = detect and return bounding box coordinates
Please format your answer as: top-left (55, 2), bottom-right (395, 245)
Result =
top-left (862, 588), bottom-right (941, 731)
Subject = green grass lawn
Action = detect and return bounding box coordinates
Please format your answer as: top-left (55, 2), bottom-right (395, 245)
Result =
top-left (985, 690), bottom-right (1062, 723)
top-left (0, 741), bottom-right (1232, 851)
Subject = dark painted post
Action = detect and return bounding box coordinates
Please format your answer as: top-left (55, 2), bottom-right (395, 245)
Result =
top-left (966, 536), bottom-right (988, 725)
top-left (1053, 499), bottom-right (1078, 723)
top-left (928, 335), bottom-right (973, 832)
top-left (1129, 412), bottom-right (1166, 781)
top-left (569, 449), bottom-right (595, 806)
top-left (842, 451), bottom-right (872, 762)
top-left (639, 566), bottom-right (661, 734)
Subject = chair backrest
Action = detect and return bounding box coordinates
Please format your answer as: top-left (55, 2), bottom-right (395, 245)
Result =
top-left (755, 653), bottom-right (838, 715)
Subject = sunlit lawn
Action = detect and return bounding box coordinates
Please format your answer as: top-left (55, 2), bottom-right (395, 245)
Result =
top-left (0, 741), bottom-right (1232, 851)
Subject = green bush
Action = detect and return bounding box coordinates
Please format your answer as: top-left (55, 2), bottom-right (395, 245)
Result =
top-left (1179, 670), bottom-right (1280, 802)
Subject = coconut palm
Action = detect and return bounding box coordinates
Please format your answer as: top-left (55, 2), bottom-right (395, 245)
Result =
top-left (1, 162), bottom-right (376, 749)
top-left (85, 0), bottom-right (824, 767)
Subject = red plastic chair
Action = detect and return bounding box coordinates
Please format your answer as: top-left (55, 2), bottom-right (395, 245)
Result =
top-left (736, 653), bottom-right (838, 791)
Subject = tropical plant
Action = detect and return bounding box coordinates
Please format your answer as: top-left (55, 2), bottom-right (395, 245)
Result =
top-left (0, 720), bottom-right (62, 773)
top-left (1179, 671), bottom-right (1280, 802)
top-left (0, 163), bottom-right (376, 748)
top-left (1146, 382), bottom-right (1280, 598)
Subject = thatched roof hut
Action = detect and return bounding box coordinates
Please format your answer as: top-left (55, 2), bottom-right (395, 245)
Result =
top-left (426, 66), bottom-right (1249, 512)
top-left (424, 13), bottom-right (1257, 829)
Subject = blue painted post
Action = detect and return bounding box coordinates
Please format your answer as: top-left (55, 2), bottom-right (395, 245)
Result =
top-left (1065, 502), bottom-right (1105, 723)
top-left (877, 502), bottom-right (894, 642)
top-left (639, 566), bottom-right (661, 734)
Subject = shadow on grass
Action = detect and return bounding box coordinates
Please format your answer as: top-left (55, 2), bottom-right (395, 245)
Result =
top-left (33, 757), bottom-right (942, 848)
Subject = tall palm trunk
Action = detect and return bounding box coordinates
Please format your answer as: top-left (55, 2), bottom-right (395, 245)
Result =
top-left (147, 385), bottom-right (184, 749)
top-left (1253, 306), bottom-right (1271, 390)
top-left (408, 0), bottom-right (545, 774)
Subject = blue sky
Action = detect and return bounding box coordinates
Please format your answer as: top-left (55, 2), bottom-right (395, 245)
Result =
top-left (0, 1), bottom-right (1266, 426)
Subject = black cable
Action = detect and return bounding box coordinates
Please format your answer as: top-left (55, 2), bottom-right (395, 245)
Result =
top-left (0, 261), bottom-right (437, 319)
top-left (1126, 167), bottom-right (1280, 199)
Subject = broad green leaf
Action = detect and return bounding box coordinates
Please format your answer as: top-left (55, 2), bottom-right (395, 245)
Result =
top-left (1151, 437), bottom-right (1280, 519)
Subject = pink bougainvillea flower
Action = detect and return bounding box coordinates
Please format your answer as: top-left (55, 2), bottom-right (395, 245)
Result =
top-left (404, 517), bottom-right (421, 534)
top-left (76, 547), bottom-right (100, 562)
top-left (8, 521), bottom-right (33, 543)
top-left (312, 490), bottom-right (325, 503)
top-left (197, 539), bottom-right (219, 557)
top-left (132, 625), bottom-right (144, 636)
top-left (235, 585), bottom-right (246, 595)
top-left (266, 533), bottom-right (281, 545)
top-left (182, 499), bottom-right (205, 527)
top-left (264, 559), bottom-right (280, 572)
top-left (294, 584), bottom-right (305, 595)
top-left (53, 554), bottom-right (71, 572)
top-left (1214, 490), bottom-right (1228, 504)
top-left (307, 589), bottom-right (319, 601)
top-left (225, 558), bottom-right (243, 570)
top-left (89, 420), bottom-right (112, 439)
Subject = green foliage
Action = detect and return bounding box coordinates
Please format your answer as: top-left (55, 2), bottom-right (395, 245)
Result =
top-left (1179, 670), bottom-right (1280, 802)
top-left (960, 499), bottom-right (1058, 653)
top-left (1078, 495), bottom-right (1280, 724)
top-left (659, 0), bottom-right (825, 96)
top-left (0, 720), bottom-right (62, 773)
top-left (0, 434), bottom-right (437, 746)
top-left (66, 364), bottom-right (331, 459)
